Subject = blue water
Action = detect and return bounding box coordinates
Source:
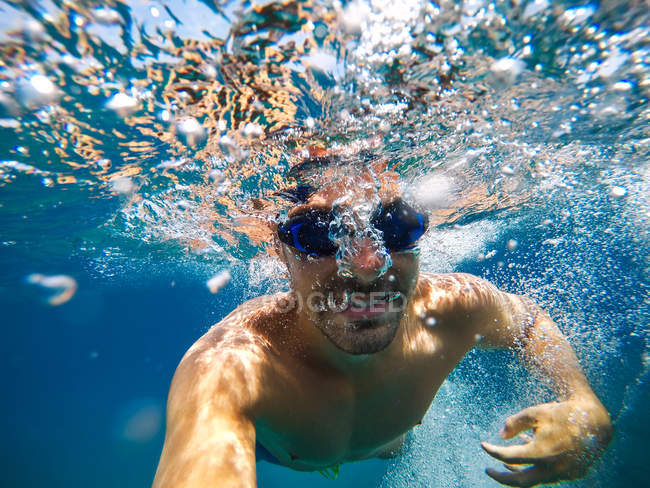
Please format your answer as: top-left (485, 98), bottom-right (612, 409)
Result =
top-left (1, 0), bottom-right (648, 487)
top-left (2, 210), bottom-right (647, 487)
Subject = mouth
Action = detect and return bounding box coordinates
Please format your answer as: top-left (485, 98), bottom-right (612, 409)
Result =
top-left (340, 291), bottom-right (402, 320)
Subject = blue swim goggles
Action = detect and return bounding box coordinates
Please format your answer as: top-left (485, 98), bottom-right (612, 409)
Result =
top-left (277, 199), bottom-right (429, 257)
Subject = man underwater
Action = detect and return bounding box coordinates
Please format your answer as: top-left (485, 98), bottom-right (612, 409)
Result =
top-left (153, 160), bottom-right (612, 488)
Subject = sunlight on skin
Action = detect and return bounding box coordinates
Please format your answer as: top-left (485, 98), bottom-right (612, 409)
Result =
top-left (401, 318), bottom-right (441, 356)
top-left (154, 164), bottom-right (612, 488)
top-left (154, 303), bottom-right (272, 488)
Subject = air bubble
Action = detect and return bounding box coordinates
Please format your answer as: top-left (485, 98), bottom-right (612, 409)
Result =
top-left (218, 134), bottom-right (240, 159)
top-left (26, 273), bottom-right (77, 306)
top-left (110, 177), bottom-right (136, 195)
top-left (96, 159), bottom-right (111, 171)
top-left (610, 186), bottom-right (627, 198)
top-left (93, 7), bottom-right (121, 24)
top-left (200, 64), bottom-right (217, 80)
top-left (176, 200), bottom-right (191, 210)
top-left (314, 24), bottom-right (328, 39)
top-left (158, 110), bottom-right (172, 123)
top-left (73, 15), bottom-right (87, 28)
top-left (410, 174), bottom-right (454, 209)
top-left (522, 0), bottom-right (549, 19)
top-left (17, 74), bottom-right (60, 109)
top-left (560, 5), bottom-right (596, 27)
top-left (176, 117), bottom-right (206, 148)
top-left (425, 317), bottom-right (437, 327)
top-left (106, 93), bottom-right (139, 117)
top-left (490, 57), bottom-right (525, 85)
top-left (206, 270), bottom-right (231, 294)
top-left (21, 18), bottom-right (47, 40)
top-left (0, 92), bottom-right (21, 117)
top-left (209, 169), bottom-right (224, 184)
top-left (117, 399), bottom-right (162, 443)
top-left (242, 122), bottom-right (263, 138)
top-left (542, 238), bottom-right (561, 246)
top-left (340, 1), bottom-right (369, 35)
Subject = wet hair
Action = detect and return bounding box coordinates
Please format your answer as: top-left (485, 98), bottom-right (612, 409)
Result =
top-left (275, 151), bottom-right (379, 203)
top-left (286, 155), bottom-right (337, 181)
top-left (274, 184), bottom-right (316, 203)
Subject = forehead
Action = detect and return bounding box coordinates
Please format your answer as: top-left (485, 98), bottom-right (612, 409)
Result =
top-left (288, 168), bottom-right (402, 217)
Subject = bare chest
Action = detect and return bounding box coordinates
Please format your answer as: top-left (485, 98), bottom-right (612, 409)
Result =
top-left (255, 342), bottom-right (465, 469)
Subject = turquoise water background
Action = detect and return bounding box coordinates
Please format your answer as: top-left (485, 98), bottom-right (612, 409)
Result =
top-left (2, 222), bottom-right (648, 487)
top-left (1, 0), bottom-right (648, 486)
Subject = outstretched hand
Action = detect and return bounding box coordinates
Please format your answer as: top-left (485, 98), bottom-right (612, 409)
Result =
top-left (481, 399), bottom-right (612, 487)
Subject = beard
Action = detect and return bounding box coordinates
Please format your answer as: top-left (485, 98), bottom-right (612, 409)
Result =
top-left (314, 314), bottom-right (402, 354)
top-left (287, 248), bottom-right (419, 355)
top-left (302, 275), bottom-right (413, 355)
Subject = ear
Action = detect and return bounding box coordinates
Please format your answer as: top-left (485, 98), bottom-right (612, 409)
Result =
top-left (276, 239), bottom-right (289, 265)
top-left (262, 218), bottom-right (283, 261)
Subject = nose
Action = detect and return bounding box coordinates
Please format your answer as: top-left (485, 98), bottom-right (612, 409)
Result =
top-left (345, 237), bottom-right (388, 284)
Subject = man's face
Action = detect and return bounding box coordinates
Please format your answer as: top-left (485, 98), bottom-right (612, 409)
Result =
top-left (278, 173), bottom-right (422, 355)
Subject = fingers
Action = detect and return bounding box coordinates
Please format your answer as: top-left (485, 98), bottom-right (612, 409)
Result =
top-left (503, 463), bottom-right (526, 472)
top-left (501, 406), bottom-right (542, 439)
top-left (481, 441), bottom-right (545, 464)
top-left (486, 465), bottom-right (551, 487)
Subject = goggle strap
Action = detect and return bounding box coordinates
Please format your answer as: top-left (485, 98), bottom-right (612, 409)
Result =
top-left (289, 221), bottom-right (309, 253)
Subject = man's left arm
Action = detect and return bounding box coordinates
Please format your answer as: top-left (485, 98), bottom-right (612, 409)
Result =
top-left (464, 275), bottom-right (613, 487)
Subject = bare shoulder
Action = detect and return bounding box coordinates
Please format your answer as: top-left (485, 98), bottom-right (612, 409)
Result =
top-left (155, 298), bottom-right (283, 488)
top-left (169, 292), bottom-right (287, 417)
top-left (415, 272), bottom-right (505, 315)
top-left (192, 292), bottom-right (286, 351)
top-left (415, 272), bottom-right (536, 348)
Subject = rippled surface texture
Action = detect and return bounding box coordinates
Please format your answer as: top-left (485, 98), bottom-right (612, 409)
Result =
top-left (0, 0), bottom-right (648, 487)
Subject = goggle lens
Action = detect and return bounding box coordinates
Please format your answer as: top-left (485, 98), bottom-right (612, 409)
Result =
top-left (277, 200), bottom-right (428, 257)
top-left (371, 200), bottom-right (427, 251)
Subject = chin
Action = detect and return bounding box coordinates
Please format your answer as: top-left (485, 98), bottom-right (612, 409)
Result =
top-left (317, 314), bottom-right (401, 355)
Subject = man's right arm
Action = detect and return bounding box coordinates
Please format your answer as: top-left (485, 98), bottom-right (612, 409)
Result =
top-left (153, 344), bottom-right (261, 488)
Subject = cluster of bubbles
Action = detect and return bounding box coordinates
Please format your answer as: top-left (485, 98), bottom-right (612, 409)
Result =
top-left (328, 179), bottom-right (393, 278)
